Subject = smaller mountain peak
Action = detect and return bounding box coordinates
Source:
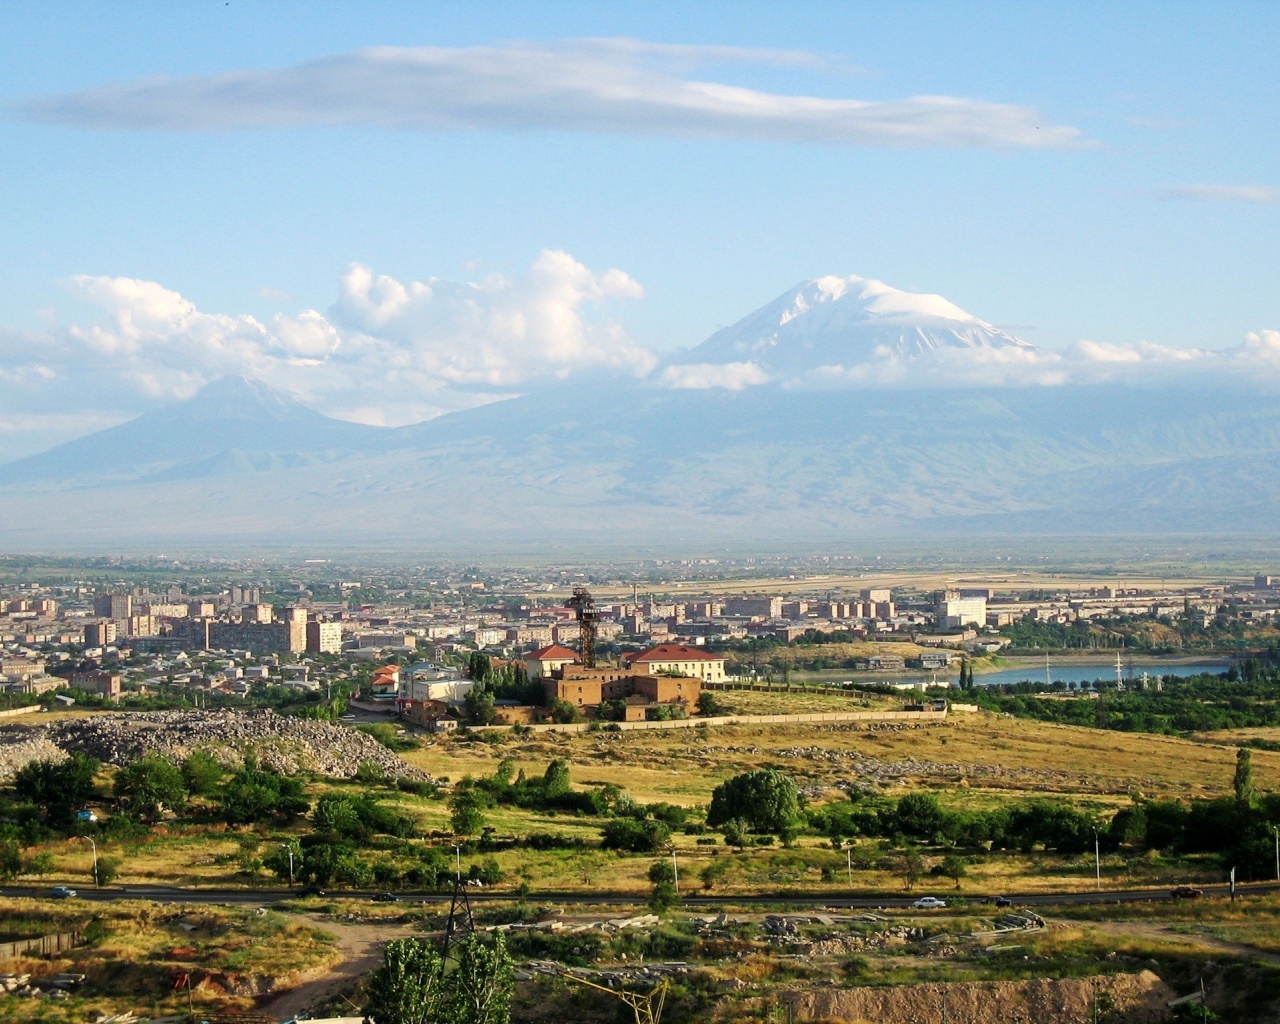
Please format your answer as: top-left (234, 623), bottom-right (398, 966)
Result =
top-left (182, 375), bottom-right (299, 421)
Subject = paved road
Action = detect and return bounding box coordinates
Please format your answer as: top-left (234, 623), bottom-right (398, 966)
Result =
top-left (5, 880), bottom-right (1278, 908)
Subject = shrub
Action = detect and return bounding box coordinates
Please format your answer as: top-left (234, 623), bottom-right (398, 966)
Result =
top-left (600, 818), bottom-right (672, 853)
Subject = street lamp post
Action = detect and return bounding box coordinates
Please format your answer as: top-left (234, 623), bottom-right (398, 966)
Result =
top-left (279, 844), bottom-right (294, 887)
top-left (81, 837), bottom-right (98, 888)
top-left (1093, 830), bottom-right (1101, 891)
top-left (1273, 826), bottom-right (1279, 882)
top-left (669, 844), bottom-right (679, 893)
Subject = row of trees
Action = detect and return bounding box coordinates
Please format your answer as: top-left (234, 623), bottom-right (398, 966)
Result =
top-left (974, 673), bottom-right (1280, 735)
top-left (365, 934), bottom-right (514, 1024)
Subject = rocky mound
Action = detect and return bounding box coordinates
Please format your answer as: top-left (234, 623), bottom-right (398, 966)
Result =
top-left (786, 970), bottom-right (1173, 1024)
top-left (0, 730), bottom-right (66, 781)
top-left (0, 711), bottom-right (428, 781)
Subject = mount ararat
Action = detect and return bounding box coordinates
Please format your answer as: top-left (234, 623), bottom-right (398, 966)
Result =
top-left (1, 275), bottom-right (1277, 551)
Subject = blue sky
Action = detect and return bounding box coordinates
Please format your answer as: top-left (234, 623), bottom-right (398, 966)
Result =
top-left (1, 1), bottom-right (1278, 455)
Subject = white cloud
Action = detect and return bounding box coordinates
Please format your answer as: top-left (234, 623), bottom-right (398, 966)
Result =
top-left (659, 361), bottom-right (770, 390)
top-left (12, 39), bottom-right (1085, 150)
top-left (0, 251), bottom-right (651, 456)
top-left (1156, 184), bottom-right (1280, 203)
top-left (331, 250), bottom-right (653, 387)
top-left (667, 330), bottom-right (1280, 393)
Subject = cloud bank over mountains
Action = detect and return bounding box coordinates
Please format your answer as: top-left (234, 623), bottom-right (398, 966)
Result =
top-left (2, 258), bottom-right (1279, 461)
top-left (0, 251), bottom-right (650, 450)
top-left (13, 39), bottom-right (1084, 150)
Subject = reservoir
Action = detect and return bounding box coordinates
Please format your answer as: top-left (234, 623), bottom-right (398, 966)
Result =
top-left (976, 660), bottom-right (1230, 688)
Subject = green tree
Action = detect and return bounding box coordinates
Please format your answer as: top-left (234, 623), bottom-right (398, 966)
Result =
top-left (937, 853), bottom-right (968, 890)
top-left (314, 794), bottom-right (366, 839)
top-left (364, 937), bottom-right (445, 1024)
top-left (548, 698), bottom-right (579, 724)
top-left (897, 847), bottom-right (925, 890)
top-left (299, 838), bottom-right (371, 887)
top-left (0, 841), bottom-right (21, 882)
top-left (113, 755), bottom-right (188, 822)
top-left (265, 838), bottom-right (303, 885)
top-left (707, 769), bottom-right (800, 834)
top-left (449, 791), bottom-right (485, 836)
top-left (722, 818), bottom-right (750, 849)
top-left (180, 750), bottom-right (226, 796)
top-left (13, 752), bottom-right (100, 824)
top-left (599, 818), bottom-right (671, 853)
top-left (445, 932), bottom-right (515, 1024)
top-left (542, 759), bottom-right (571, 798)
top-left (467, 653), bottom-right (493, 682)
top-left (464, 685), bottom-right (496, 726)
top-left (218, 759), bottom-right (309, 824)
top-left (895, 793), bottom-right (948, 840)
top-left (696, 691), bottom-right (724, 716)
top-left (22, 850), bottom-right (54, 877)
top-left (95, 857), bottom-right (119, 887)
top-left (1234, 747), bottom-right (1257, 806)
top-left (647, 859), bottom-right (679, 912)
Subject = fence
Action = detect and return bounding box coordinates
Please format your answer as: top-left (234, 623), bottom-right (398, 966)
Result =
top-left (472, 708), bottom-right (947, 735)
top-left (0, 930), bottom-right (83, 963)
top-left (0, 705), bottom-right (42, 720)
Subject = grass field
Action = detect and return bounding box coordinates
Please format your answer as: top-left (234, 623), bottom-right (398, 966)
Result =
top-left (16, 709), bottom-right (1278, 897)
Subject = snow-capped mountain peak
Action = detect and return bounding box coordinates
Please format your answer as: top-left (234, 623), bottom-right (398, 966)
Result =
top-left (682, 275), bottom-right (1033, 373)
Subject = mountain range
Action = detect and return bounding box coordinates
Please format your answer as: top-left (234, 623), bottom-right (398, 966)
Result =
top-left (1, 275), bottom-right (1277, 551)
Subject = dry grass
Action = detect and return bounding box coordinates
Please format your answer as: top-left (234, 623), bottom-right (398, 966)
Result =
top-left (0, 898), bottom-right (339, 1024)
top-left (404, 711), bottom-right (1280, 805)
top-left (24, 711), bottom-right (1278, 895)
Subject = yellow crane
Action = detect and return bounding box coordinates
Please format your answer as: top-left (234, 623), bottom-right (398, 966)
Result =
top-left (559, 970), bottom-right (668, 1024)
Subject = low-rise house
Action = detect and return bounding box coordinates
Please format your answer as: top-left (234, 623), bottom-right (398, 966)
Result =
top-left (523, 643), bottom-right (580, 681)
top-left (620, 644), bottom-right (727, 683)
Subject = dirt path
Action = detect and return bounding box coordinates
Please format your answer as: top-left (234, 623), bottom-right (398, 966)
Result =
top-left (260, 916), bottom-right (418, 1022)
top-left (1074, 918), bottom-right (1280, 966)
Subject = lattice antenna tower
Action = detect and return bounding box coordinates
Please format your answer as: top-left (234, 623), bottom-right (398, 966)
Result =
top-left (568, 586), bottom-right (599, 668)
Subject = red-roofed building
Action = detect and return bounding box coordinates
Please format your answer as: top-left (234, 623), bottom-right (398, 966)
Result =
top-left (371, 664), bottom-right (400, 695)
top-left (621, 644), bottom-right (727, 683)
top-left (523, 643), bottom-right (580, 681)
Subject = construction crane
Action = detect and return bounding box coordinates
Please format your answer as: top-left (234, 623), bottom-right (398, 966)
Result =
top-left (559, 971), bottom-right (668, 1024)
top-left (567, 586), bottom-right (599, 668)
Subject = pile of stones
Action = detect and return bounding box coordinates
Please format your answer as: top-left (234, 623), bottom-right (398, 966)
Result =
top-left (0, 710), bottom-right (429, 781)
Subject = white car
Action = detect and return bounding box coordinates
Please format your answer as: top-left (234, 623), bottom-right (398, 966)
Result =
top-left (912, 896), bottom-right (947, 909)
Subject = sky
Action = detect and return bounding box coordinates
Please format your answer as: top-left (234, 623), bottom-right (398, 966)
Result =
top-left (1, 1), bottom-right (1278, 457)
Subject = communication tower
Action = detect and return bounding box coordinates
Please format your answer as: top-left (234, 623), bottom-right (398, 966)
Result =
top-left (568, 586), bottom-right (599, 669)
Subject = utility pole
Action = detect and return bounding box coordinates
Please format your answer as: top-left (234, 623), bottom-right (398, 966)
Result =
top-left (1094, 830), bottom-right (1101, 891)
top-left (81, 837), bottom-right (98, 888)
top-left (847, 847), bottom-right (853, 888)
top-left (1274, 826), bottom-right (1279, 882)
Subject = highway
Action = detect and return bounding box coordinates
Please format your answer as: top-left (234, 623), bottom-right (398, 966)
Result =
top-left (5, 880), bottom-right (1278, 909)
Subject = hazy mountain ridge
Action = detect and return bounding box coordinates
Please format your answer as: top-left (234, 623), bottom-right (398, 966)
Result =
top-left (3, 277), bottom-right (1280, 549)
top-left (0, 375), bottom-right (386, 487)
